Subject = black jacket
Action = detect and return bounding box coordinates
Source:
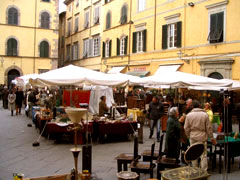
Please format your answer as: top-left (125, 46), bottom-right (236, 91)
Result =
top-left (148, 101), bottom-right (164, 120)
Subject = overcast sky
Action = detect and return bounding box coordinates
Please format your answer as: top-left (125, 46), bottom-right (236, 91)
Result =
top-left (59, 0), bottom-right (66, 13)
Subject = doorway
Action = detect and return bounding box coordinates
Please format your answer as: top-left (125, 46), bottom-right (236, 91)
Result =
top-left (7, 69), bottom-right (20, 89)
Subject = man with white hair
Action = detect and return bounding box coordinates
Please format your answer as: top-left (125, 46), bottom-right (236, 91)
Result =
top-left (184, 100), bottom-right (216, 171)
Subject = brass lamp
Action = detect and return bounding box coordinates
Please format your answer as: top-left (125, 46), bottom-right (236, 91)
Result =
top-left (65, 108), bottom-right (87, 180)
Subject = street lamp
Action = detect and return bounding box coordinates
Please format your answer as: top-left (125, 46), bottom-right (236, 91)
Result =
top-left (177, 50), bottom-right (190, 64)
top-left (1, 57), bottom-right (4, 67)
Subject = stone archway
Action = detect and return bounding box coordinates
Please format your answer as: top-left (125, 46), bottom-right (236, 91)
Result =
top-left (208, 72), bottom-right (224, 79)
top-left (4, 65), bottom-right (23, 88)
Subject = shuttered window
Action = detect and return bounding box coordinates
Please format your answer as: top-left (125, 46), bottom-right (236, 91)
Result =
top-left (132, 30), bottom-right (146, 53)
top-left (162, 21), bottom-right (182, 49)
top-left (94, 6), bottom-right (100, 24)
top-left (41, 12), bottom-right (50, 29)
top-left (138, 0), bottom-right (145, 12)
top-left (75, 16), bottom-right (79, 32)
top-left (40, 41), bottom-right (49, 57)
top-left (84, 11), bottom-right (89, 29)
top-left (120, 5), bottom-right (127, 24)
top-left (93, 37), bottom-right (100, 56)
top-left (208, 12), bottom-right (224, 43)
top-left (8, 8), bottom-right (18, 25)
top-left (106, 12), bottom-right (111, 29)
top-left (73, 42), bottom-right (79, 60)
top-left (118, 36), bottom-right (127, 55)
top-left (83, 39), bottom-right (89, 58)
top-left (7, 38), bottom-right (18, 56)
top-left (67, 19), bottom-right (71, 36)
top-left (66, 44), bottom-right (71, 60)
top-left (105, 40), bottom-right (111, 57)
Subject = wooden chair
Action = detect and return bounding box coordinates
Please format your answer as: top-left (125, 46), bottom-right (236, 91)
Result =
top-left (130, 143), bottom-right (156, 179)
top-left (207, 141), bottom-right (216, 171)
top-left (141, 134), bottom-right (164, 161)
top-left (115, 136), bottom-right (140, 172)
top-left (156, 135), bottom-right (180, 179)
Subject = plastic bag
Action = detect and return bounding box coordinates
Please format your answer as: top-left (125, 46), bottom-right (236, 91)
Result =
top-left (25, 105), bottom-right (29, 111)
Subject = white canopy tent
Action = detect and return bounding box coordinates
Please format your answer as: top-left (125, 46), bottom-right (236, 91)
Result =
top-left (131, 71), bottom-right (232, 88)
top-left (13, 74), bottom-right (39, 88)
top-left (30, 65), bottom-right (137, 87)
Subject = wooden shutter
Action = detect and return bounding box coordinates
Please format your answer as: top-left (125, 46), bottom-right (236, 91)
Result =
top-left (102, 42), bottom-right (105, 58)
top-left (46, 14), bottom-right (50, 28)
top-left (109, 40), bottom-right (112, 57)
top-left (143, 29), bottom-right (147, 52)
top-left (98, 37), bottom-right (101, 56)
top-left (8, 9), bottom-right (13, 24)
top-left (176, 21), bottom-right (182, 48)
top-left (13, 10), bottom-right (18, 25)
top-left (217, 12), bottom-right (224, 42)
top-left (132, 32), bottom-right (137, 53)
top-left (88, 39), bottom-right (93, 57)
top-left (162, 25), bottom-right (168, 49)
top-left (124, 36), bottom-right (128, 55)
top-left (13, 39), bottom-right (17, 56)
top-left (7, 39), bottom-right (13, 55)
top-left (117, 38), bottom-right (120, 56)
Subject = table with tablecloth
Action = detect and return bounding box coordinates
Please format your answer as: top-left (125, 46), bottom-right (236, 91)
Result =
top-left (46, 122), bottom-right (93, 144)
top-left (209, 133), bottom-right (240, 173)
top-left (97, 121), bottom-right (137, 141)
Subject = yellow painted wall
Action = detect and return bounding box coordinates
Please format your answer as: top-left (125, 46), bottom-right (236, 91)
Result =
top-left (0, 0), bottom-right (59, 85)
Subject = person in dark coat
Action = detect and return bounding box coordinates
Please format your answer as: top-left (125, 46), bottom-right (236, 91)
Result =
top-left (15, 87), bottom-right (24, 115)
top-left (2, 87), bottom-right (9, 109)
top-left (148, 96), bottom-right (164, 141)
top-left (165, 107), bottom-right (181, 159)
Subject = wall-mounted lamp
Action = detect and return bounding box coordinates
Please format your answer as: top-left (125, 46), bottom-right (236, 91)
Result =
top-left (1, 57), bottom-right (4, 67)
top-left (188, 2), bottom-right (195, 7)
top-left (177, 50), bottom-right (190, 64)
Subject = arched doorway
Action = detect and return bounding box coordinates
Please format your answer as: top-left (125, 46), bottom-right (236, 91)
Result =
top-left (208, 72), bottom-right (224, 80)
top-left (8, 69), bottom-right (20, 89)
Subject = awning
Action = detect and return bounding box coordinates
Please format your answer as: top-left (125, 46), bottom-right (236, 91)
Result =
top-left (155, 64), bottom-right (181, 74)
top-left (126, 71), bottom-right (149, 77)
top-left (107, 66), bottom-right (126, 74)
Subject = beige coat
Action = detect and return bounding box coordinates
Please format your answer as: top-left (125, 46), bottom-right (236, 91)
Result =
top-left (184, 108), bottom-right (213, 142)
top-left (8, 93), bottom-right (16, 111)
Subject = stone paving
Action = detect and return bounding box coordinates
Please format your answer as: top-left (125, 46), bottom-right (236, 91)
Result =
top-left (1, 103), bottom-right (240, 180)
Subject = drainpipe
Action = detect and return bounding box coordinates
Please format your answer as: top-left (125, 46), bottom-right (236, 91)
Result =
top-left (154, 0), bottom-right (157, 50)
top-left (33, 0), bottom-right (37, 73)
top-left (128, 0), bottom-right (133, 70)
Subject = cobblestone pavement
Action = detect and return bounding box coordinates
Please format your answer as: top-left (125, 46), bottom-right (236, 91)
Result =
top-left (0, 103), bottom-right (240, 180)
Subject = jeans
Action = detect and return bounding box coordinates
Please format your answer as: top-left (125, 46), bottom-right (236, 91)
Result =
top-left (150, 118), bottom-right (161, 140)
top-left (190, 139), bottom-right (208, 172)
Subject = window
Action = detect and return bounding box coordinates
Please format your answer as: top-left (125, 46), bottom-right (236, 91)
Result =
top-left (120, 5), bottom-right (127, 24)
top-left (72, 42), bottom-right (79, 60)
top-left (93, 5), bottom-right (100, 25)
top-left (7, 38), bottom-right (17, 56)
top-left (61, 36), bottom-right (64, 48)
top-left (40, 41), bottom-right (49, 57)
top-left (93, 37), bottom-right (100, 56)
top-left (106, 11), bottom-right (111, 29)
top-left (162, 21), bottom-right (182, 49)
top-left (83, 39), bottom-right (89, 58)
top-left (8, 7), bottom-right (18, 25)
top-left (42, 0), bottom-right (50, 2)
top-left (41, 12), bottom-right (50, 28)
top-left (67, 19), bottom-right (71, 36)
top-left (132, 30), bottom-right (146, 53)
top-left (138, 0), bottom-right (145, 12)
top-left (75, 16), bottom-right (79, 32)
top-left (66, 44), bottom-right (71, 60)
top-left (76, 0), bottom-right (79, 7)
top-left (117, 36), bottom-right (128, 56)
top-left (105, 40), bottom-right (111, 57)
top-left (208, 12), bottom-right (224, 43)
top-left (105, 0), bottom-right (110, 3)
top-left (84, 11), bottom-right (89, 29)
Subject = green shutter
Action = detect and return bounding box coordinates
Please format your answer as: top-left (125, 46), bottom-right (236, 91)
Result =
top-left (162, 25), bottom-right (168, 49)
top-left (40, 42), bottom-right (44, 57)
top-left (7, 39), bottom-right (12, 55)
top-left (102, 42), bottom-right (105, 58)
top-left (176, 21), bottom-right (182, 48)
top-left (109, 40), bottom-right (112, 57)
top-left (132, 32), bottom-right (137, 53)
top-left (45, 43), bottom-right (49, 57)
top-left (143, 29), bottom-right (147, 52)
top-left (210, 14), bottom-right (217, 31)
top-left (124, 36), bottom-right (128, 55)
top-left (13, 11), bottom-right (18, 25)
top-left (12, 39), bottom-right (17, 56)
top-left (117, 38), bottom-right (120, 56)
top-left (217, 12), bottom-right (224, 42)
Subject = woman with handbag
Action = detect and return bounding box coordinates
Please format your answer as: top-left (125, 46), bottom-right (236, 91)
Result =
top-left (8, 89), bottom-right (16, 116)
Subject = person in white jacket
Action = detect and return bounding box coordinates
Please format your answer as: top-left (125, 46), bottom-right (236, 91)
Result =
top-left (184, 100), bottom-right (216, 171)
